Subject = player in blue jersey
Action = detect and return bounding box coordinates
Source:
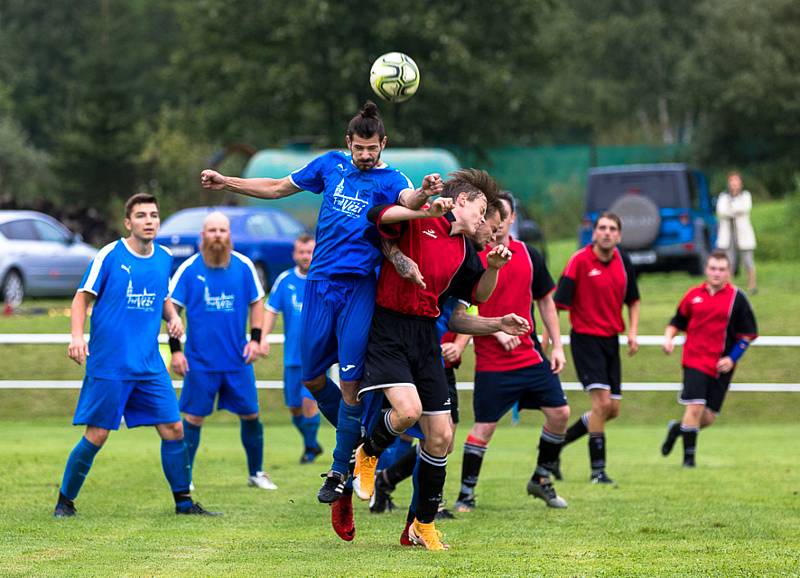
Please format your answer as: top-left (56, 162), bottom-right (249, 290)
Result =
top-left (201, 101), bottom-right (442, 539)
top-left (168, 211), bottom-right (276, 490)
top-left (262, 233), bottom-right (323, 464)
top-left (54, 193), bottom-right (218, 518)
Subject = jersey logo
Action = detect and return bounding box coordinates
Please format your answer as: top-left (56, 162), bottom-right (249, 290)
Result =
top-left (332, 178), bottom-right (368, 219)
top-left (196, 274), bottom-right (206, 282)
top-left (125, 280), bottom-right (157, 311)
top-left (290, 292), bottom-right (302, 314)
top-left (443, 397), bottom-right (451, 406)
top-left (204, 286), bottom-right (235, 312)
top-left (120, 264), bottom-right (131, 275)
top-left (692, 296), bottom-right (704, 304)
top-left (422, 229), bottom-right (438, 239)
top-left (588, 268), bottom-right (602, 277)
top-left (341, 364), bottom-right (356, 373)
top-left (337, 163), bottom-right (345, 172)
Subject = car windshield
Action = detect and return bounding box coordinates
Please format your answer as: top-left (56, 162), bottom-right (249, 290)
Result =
top-left (159, 211), bottom-right (209, 235)
top-left (587, 172), bottom-right (685, 212)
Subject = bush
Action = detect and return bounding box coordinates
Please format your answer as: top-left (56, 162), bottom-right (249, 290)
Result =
top-left (749, 186), bottom-right (800, 262)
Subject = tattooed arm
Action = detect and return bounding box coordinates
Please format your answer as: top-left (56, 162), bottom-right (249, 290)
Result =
top-left (381, 238), bottom-right (426, 289)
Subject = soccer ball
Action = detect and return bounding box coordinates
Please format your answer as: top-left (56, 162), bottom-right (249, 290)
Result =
top-left (369, 52), bottom-right (420, 103)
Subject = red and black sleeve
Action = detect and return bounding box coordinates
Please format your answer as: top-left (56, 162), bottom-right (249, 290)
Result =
top-left (366, 204), bottom-right (405, 239)
top-left (731, 289), bottom-right (758, 340)
top-left (621, 251), bottom-right (641, 305)
top-left (445, 241), bottom-right (486, 305)
top-left (669, 291), bottom-right (693, 331)
top-left (526, 244), bottom-right (555, 301)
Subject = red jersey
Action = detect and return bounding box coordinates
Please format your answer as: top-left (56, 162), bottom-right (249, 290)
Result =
top-left (474, 239), bottom-right (555, 373)
top-left (370, 206), bottom-right (485, 318)
top-left (554, 245), bottom-right (639, 337)
top-left (670, 282), bottom-right (758, 377)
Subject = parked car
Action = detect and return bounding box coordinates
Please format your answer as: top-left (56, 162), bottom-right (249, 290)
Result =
top-left (0, 211), bottom-right (98, 305)
top-left (156, 206), bottom-right (308, 291)
top-left (579, 164), bottom-right (717, 274)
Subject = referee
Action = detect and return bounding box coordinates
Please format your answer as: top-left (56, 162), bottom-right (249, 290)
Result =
top-left (553, 213), bottom-right (640, 484)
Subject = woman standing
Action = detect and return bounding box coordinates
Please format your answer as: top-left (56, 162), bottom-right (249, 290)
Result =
top-left (716, 171), bottom-right (757, 294)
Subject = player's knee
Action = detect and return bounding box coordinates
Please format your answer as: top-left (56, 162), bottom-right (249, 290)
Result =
top-left (392, 402), bottom-right (422, 430)
top-left (289, 407), bottom-right (302, 417)
top-left (303, 375), bottom-right (326, 393)
top-left (545, 407), bottom-right (570, 431)
top-left (159, 421), bottom-right (184, 440)
top-left (184, 414), bottom-right (204, 427)
top-left (425, 427), bottom-right (453, 455)
top-left (240, 413), bottom-right (259, 421)
top-left (701, 409), bottom-right (716, 428)
top-left (85, 427), bottom-right (110, 447)
top-left (471, 423), bottom-right (496, 442)
top-left (606, 404), bottom-right (620, 420)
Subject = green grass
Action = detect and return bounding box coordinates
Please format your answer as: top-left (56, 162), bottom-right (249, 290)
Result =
top-left (1, 406), bottom-right (798, 576)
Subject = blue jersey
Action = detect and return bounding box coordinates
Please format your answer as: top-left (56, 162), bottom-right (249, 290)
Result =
top-left (78, 239), bottom-right (172, 379)
top-left (169, 251), bottom-right (264, 372)
top-left (289, 151), bottom-right (413, 280)
top-left (266, 267), bottom-right (306, 367)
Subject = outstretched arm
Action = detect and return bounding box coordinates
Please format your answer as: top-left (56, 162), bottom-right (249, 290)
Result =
top-left (375, 197), bottom-right (454, 224)
top-left (200, 169), bottom-right (301, 200)
top-left (448, 303), bottom-right (530, 336)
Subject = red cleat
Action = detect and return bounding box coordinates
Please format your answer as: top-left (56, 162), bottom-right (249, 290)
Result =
top-left (400, 520), bottom-right (414, 546)
top-left (330, 492), bottom-right (355, 541)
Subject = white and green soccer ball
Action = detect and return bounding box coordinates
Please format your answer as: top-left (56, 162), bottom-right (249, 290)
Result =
top-left (369, 52), bottom-right (420, 103)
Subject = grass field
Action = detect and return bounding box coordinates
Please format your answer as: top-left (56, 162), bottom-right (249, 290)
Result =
top-left (1, 401), bottom-right (799, 577)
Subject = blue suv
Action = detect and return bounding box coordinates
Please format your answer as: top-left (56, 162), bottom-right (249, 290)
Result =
top-left (579, 164), bottom-right (717, 274)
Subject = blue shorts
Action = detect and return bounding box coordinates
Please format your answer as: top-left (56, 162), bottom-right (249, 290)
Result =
top-left (179, 365), bottom-right (259, 417)
top-left (300, 276), bottom-right (376, 382)
top-left (283, 366), bottom-right (314, 408)
top-left (473, 362), bottom-right (568, 423)
top-left (73, 372), bottom-right (180, 430)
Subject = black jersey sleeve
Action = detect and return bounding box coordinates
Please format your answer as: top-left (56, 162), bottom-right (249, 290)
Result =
top-left (446, 240), bottom-right (486, 304)
top-left (669, 290), bottom-right (692, 331)
top-left (525, 244), bottom-right (555, 300)
top-left (731, 289), bottom-right (758, 338)
top-left (620, 251), bottom-right (641, 304)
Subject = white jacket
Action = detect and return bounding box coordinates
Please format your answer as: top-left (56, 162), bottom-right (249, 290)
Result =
top-left (716, 190), bottom-right (756, 250)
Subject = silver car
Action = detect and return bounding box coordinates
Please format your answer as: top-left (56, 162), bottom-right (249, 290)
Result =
top-left (0, 211), bottom-right (97, 305)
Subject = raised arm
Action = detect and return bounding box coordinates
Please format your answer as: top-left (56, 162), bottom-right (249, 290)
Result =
top-left (67, 291), bottom-right (94, 365)
top-left (200, 169), bottom-right (301, 200)
top-left (398, 173), bottom-right (444, 209)
top-left (373, 197), bottom-right (454, 225)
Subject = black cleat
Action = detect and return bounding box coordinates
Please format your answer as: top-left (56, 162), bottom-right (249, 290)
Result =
top-left (454, 496), bottom-right (476, 513)
top-left (54, 502), bottom-right (76, 518)
top-left (176, 502), bottom-right (222, 516)
top-left (661, 420), bottom-right (681, 456)
top-left (318, 470), bottom-right (346, 504)
top-left (527, 477), bottom-right (568, 508)
top-left (369, 472), bottom-right (396, 514)
top-left (590, 471), bottom-right (615, 484)
top-left (683, 459), bottom-right (696, 468)
top-left (434, 507), bottom-right (456, 520)
top-left (301, 445), bottom-right (324, 464)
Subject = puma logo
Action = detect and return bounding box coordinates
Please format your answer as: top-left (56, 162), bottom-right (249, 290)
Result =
top-left (120, 264), bottom-right (131, 274)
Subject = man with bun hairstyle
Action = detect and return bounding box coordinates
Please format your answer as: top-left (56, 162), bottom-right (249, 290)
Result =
top-left (200, 101), bottom-right (443, 540)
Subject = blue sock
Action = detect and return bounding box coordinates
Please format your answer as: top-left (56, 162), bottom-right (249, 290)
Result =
top-left (182, 419), bottom-right (201, 472)
top-left (60, 436), bottom-right (101, 501)
top-left (302, 413), bottom-right (321, 450)
top-left (377, 436), bottom-right (413, 471)
top-left (311, 378), bottom-right (342, 427)
top-left (410, 450), bottom-right (421, 517)
top-left (332, 400), bottom-right (362, 475)
top-left (240, 418), bottom-right (264, 477)
top-left (291, 414), bottom-right (304, 446)
top-left (161, 439), bottom-right (191, 502)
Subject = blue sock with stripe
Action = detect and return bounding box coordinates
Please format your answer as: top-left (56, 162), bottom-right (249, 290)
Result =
top-left (291, 414), bottom-right (305, 445)
top-left (240, 418), bottom-right (264, 477)
top-left (332, 400), bottom-right (361, 475)
top-left (60, 436), bottom-right (101, 501)
top-left (160, 439), bottom-right (192, 510)
top-left (182, 419), bottom-right (201, 472)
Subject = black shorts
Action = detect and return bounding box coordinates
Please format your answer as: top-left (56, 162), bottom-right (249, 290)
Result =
top-left (359, 307), bottom-right (451, 415)
top-left (570, 331), bottom-right (622, 398)
top-left (473, 361), bottom-right (567, 423)
top-left (445, 366), bottom-right (459, 424)
top-left (680, 367), bottom-right (733, 414)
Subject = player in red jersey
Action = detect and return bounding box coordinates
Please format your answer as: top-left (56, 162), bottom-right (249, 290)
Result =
top-left (354, 170), bottom-right (528, 550)
top-left (454, 191), bottom-right (570, 511)
top-left (661, 250), bottom-right (757, 467)
top-left (553, 213), bottom-right (640, 484)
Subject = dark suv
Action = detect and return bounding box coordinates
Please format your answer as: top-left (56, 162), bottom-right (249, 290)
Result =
top-left (579, 164), bottom-right (717, 274)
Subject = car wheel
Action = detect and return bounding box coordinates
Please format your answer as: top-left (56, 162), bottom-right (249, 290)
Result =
top-left (254, 262), bottom-right (269, 292)
top-left (609, 195), bottom-right (661, 250)
top-left (1, 269), bottom-right (24, 307)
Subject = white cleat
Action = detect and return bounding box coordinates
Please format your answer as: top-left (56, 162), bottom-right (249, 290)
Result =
top-left (248, 471), bottom-right (278, 490)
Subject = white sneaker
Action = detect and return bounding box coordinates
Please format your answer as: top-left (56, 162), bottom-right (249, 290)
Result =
top-left (189, 482), bottom-right (195, 492)
top-left (248, 471), bottom-right (278, 490)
